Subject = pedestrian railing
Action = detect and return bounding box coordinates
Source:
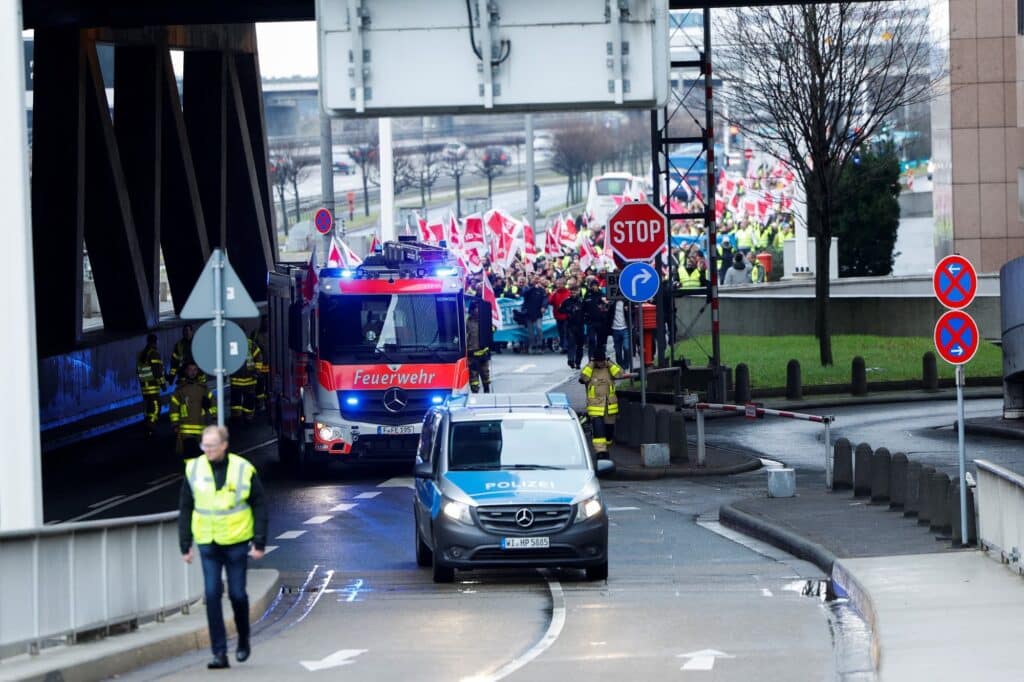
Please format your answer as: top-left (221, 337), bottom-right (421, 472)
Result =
top-left (975, 459), bottom-right (1024, 575)
top-left (694, 402), bottom-right (835, 486)
top-left (0, 512), bottom-right (203, 659)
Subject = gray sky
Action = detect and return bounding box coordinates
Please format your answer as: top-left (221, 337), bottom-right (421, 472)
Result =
top-left (256, 22), bottom-right (318, 79)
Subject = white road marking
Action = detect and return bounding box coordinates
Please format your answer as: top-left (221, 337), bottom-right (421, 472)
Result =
top-left (330, 503), bottom-right (357, 512)
top-left (678, 649), bottom-right (734, 671)
top-left (88, 495), bottom-right (126, 509)
top-left (378, 477), bottom-right (414, 489)
top-left (276, 530), bottom-right (307, 540)
top-left (607, 506), bottom-right (640, 512)
top-left (461, 570), bottom-right (566, 682)
top-left (64, 438), bottom-right (278, 523)
top-left (304, 515), bottom-right (333, 525)
top-left (147, 473), bottom-right (180, 485)
top-left (513, 363), bottom-right (537, 373)
top-left (299, 648), bottom-right (366, 672)
top-left (542, 372), bottom-right (578, 393)
top-left (263, 546), bottom-right (279, 554)
top-left (761, 588), bottom-right (773, 597)
top-left (355, 492), bottom-right (381, 499)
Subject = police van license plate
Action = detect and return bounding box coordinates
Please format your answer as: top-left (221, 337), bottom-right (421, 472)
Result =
top-left (377, 425), bottom-right (415, 435)
top-left (501, 537), bottom-right (550, 549)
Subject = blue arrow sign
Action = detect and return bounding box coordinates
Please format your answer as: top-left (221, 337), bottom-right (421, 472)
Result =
top-left (619, 262), bottom-right (660, 303)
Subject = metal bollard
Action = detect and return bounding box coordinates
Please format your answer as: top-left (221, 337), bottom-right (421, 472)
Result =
top-left (695, 407), bottom-right (706, 466)
top-left (922, 351), bottom-right (938, 391)
top-left (668, 412), bottom-right (688, 463)
top-left (734, 363), bottom-right (751, 404)
top-left (832, 438), bottom-right (853, 491)
top-left (928, 471), bottom-right (952, 534)
top-left (870, 447), bottom-right (891, 503)
top-left (917, 466), bottom-right (936, 525)
top-left (853, 442), bottom-right (873, 498)
top-left (785, 359), bottom-right (802, 401)
top-left (904, 461), bottom-right (923, 517)
top-left (851, 356), bottom-right (867, 396)
top-left (889, 452), bottom-right (908, 510)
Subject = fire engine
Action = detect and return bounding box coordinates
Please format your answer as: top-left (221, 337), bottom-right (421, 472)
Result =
top-left (267, 237), bottom-right (475, 474)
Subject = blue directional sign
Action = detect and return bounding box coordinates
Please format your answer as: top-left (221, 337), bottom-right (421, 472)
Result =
top-left (619, 262), bottom-right (660, 303)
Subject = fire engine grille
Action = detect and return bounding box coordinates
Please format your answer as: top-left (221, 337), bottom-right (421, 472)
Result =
top-left (339, 389), bottom-right (435, 425)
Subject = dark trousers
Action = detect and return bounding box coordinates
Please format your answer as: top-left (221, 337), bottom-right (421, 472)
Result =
top-left (587, 326), bottom-right (607, 359)
top-left (566, 327), bottom-right (584, 368)
top-left (199, 541), bottom-right (250, 656)
top-left (611, 328), bottom-right (630, 368)
top-left (555, 319), bottom-right (567, 352)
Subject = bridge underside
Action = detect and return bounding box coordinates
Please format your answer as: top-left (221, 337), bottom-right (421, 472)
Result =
top-left (31, 25), bottom-right (275, 357)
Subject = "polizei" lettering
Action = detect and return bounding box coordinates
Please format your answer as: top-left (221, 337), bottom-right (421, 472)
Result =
top-left (352, 368), bottom-right (437, 386)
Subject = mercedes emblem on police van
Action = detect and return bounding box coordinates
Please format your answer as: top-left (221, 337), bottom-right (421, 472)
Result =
top-left (514, 508), bottom-right (535, 528)
top-left (383, 387), bottom-right (408, 413)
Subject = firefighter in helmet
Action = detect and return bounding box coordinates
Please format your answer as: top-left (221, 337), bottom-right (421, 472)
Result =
top-left (137, 333), bottom-right (167, 437)
top-left (230, 334), bottom-right (261, 423)
top-left (250, 322), bottom-right (269, 413)
top-left (170, 362), bottom-right (216, 457)
top-left (578, 345), bottom-right (628, 455)
top-left (466, 301), bottom-right (491, 393)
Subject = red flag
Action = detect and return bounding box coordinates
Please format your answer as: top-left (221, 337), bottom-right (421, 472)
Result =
top-left (425, 220), bottom-right (444, 244)
top-left (302, 245), bottom-right (318, 303)
top-left (335, 237), bottom-right (363, 267)
top-left (544, 218), bottom-right (562, 257)
top-left (480, 275), bottom-right (501, 327)
top-left (757, 200), bottom-right (769, 220)
top-left (523, 222), bottom-right (537, 261)
top-left (414, 212), bottom-right (430, 241)
top-left (446, 211), bottom-right (461, 249)
top-left (326, 239), bottom-right (343, 267)
top-left (580, 235), bottom-right (598, 272)
top-left (560, 214), bottom-right (578, 249)
top-left (463, 214), bottom-right (485, 250)
top-left (368, 233), bottom-right (382, 254)
top-left (465, 248), bottom-right (484, 273)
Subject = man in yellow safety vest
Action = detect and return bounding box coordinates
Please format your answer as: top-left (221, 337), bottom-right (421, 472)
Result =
top-left (180, 425), bottom-right (267, 669)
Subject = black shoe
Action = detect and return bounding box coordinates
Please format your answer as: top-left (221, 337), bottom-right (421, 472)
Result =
top-left (236, 641), bottom-right (251, 662)
top-left (208, 654), bottom-right (230, 669)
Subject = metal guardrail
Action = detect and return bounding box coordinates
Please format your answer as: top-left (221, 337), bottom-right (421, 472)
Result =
top-left (0, 512), bottom-right (203, 659)
top-left (975, 459), bottom-right (1024, 575)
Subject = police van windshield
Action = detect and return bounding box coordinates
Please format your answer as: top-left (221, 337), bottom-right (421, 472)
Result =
top-left (447, 420), bottom-right (589, 470)
top-left (318, 293), bottom-right (463, 364)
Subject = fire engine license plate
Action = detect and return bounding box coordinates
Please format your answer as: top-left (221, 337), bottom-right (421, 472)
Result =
top-left (501, 537), bottom-right (550, 550)
top-left (378, 425), bottom-right (415, 435)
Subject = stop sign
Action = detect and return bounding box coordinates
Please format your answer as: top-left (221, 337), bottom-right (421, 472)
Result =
top-left (607, 202), bottom-right (667, 263)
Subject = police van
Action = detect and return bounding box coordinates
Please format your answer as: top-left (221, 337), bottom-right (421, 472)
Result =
top-left (413, 393), bottom-right (615, 583)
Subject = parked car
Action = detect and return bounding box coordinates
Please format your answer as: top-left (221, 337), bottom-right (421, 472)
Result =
top-left (443, 141), bottom-right (468, 159)
top-left (332, 160), bottom-right (352, 175)
top-left (482, 146), bottom-right (510, 166)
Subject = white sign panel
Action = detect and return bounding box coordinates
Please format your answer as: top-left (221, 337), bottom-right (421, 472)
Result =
top-left (317, 0), bottom-right (669, 116)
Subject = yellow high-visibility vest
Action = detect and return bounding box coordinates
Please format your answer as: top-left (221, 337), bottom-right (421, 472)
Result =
top-left (187, 454), bottom-right (255, 546)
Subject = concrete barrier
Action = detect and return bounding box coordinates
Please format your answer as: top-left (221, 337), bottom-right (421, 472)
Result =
top-left (928, 471), bottom-right (952, 534)
top-left (785, 359), bottom-right (802, 400)
top-left (641, 405), bottom-right (658, 444)
top-left (922, 351), bottom-right (938, 391)
top-left (870, 447), bottom-right (891, 502)
top-left (852, 356), bottom-right (867, 396)
top-left (768, 468), bottom-right (796, 498)
top-left (734, 363), bottom-right (751, 404)
top-left (669, 412), bottom-right (688, 463)
top-left (889, 452), bottom-right (908, 509)
top-left (853, 442), bottom-right (873, 497)
top-left (905, 461), bottom-right (923, 517)
top-left (614, 401), bottom-right (631, 445)
top-left (832, 438), bottom-right (853, 490)
top-left (627, 402), bottom-right (642, 448)
top-left (917, 466), bottom-right (936, 525)
top-left (641, 443), bottom-right (670, 467)
top-left (950, 481), bottom-right (977, 546)
top-left (656, 410), bottom-right (670, 448)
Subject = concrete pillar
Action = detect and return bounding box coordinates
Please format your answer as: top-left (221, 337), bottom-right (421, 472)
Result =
top-left (785, 359), bottom-right (802, 400)
top-left (0, 0), bottom-right (43, 530)
top-left (922, 352), bottom-right (938, 391)
top-left (656, 410), bottom-right (670, 445)
top-left (851, 356), bottom-right (867, 396)
top-left (641, 404), bottom-right (657, 443)
top-left (904, 460), bottom-right (923, 517)
top-left (870, 447), bottom-right (891, 503)
top-left (379, 118), bottom-right (395, 241)
top-left (614, 401), bottom-right (630, 444)
top-left (928, 471), bottom-right (952, 534)
top-left (733, 363), bottom-right (751, 404)
top-left (627, 401), bottom-right (642, 448)
top-left (832, 438), bottom-right (853, 490)
top-left (853, 442), bottom-right (872, 498)
top-left (917, 466), bottom-right (936, 525)
top-left (889, 452), bottom-right (908, 510)
top-left (669, 412), bottom-right (688, 463)
top-left (950, 481), bottom-right (977, 546)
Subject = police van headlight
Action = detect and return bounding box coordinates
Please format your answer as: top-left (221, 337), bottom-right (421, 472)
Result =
top-left (442, 499), bottom-right (473, 525)
top-left (575, 494), bottom-right (603, 523)
top-left (316, 422), bottom-right (344, 442)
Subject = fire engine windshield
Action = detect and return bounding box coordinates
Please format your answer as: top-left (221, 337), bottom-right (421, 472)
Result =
top-left (318, 293), bottom-right (463, 364)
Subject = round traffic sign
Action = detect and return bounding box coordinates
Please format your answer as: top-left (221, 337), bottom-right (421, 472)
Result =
top-left (933, 254), bottom-right (977, 310)
top-left (314, 207), bottom-right (334, 235)
top-left (933, 310), bottom-right (980, 365)
top-left (744, 148), bottom-right (753, 160)
top-left (607, 202), bottom-right (667, 263)
top-left (192, 319), bottom-right (249, 377)
top-left (619, 262), bottom-right (660, 303)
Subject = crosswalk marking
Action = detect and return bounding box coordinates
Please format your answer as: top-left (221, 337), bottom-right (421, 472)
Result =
top-left (304, 515), bottom-right (333, 525)
top-left (330, 503), bottom-right (357, 512)
top-left (264, 546), bottom-right (279, 554)
top-left (276, 530), bottom-right (307, 540)
top-left (355, 492), bottom-right (381, 499)
top-left (378, 477), bottom-right (414, 489)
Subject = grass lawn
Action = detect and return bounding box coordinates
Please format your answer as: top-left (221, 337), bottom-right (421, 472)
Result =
top-left (670, 335), bottom-right (1003, 390)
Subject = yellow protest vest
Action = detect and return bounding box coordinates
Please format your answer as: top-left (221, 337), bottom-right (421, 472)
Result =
top-left (187, 454), bottom-right (255, 545)
top-left (677, 265), bottom-right (703, 288)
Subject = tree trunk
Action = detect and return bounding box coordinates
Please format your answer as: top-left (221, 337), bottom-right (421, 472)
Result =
top-left (291, 179), bottom-right (301, 223)
top-left (276, 185), bottom-right (289, 236)
top-left (487, 175), bottom-right (493, 204)
top-left (807, 175), bottom-right (834, 366)
top-left (455, 174), bottom-right (462, 218)
top-left (362, 172), bottom-right (370, 217)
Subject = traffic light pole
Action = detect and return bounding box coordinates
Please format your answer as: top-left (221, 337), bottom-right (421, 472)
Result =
top-left (703, 6), bottom-right (724, 402)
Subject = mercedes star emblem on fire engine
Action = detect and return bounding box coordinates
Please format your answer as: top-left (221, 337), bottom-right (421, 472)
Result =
top-left (383, 387), bottom-right (408, 413)
top-left (514, 508), bottom-right (535, 528)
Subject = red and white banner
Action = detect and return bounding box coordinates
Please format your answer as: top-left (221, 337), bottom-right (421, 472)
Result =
top-left (523, 222), bottom-right (537, 262)
top-left (579, 234), bottom-right (598, 272)
top-left (479, 272), bottom-right (502, 327)
top-left (560, 214), bottom-right (578, 250)
top-left (544, 218), bottom-right (562, 257)
top-left (445, 211), bottom-right (462, 249)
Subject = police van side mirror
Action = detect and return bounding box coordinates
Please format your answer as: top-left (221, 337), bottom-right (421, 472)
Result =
top-left (595, 459), bottom-right (615, 478)
top-left (414, 461), bottom-right (433, 479)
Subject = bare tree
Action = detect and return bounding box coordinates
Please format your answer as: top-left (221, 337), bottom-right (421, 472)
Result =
top-left (552, 126), bottom-right (604, 205)
top-left (276, 143), bottom-right (313, 224)
top-left (442, 148), bottom-right (470, 217)
top-left (718, 3), bottom-right (936, 365)
top-left (474, 149), bottom-right (505, 206)
top-left (414, 147), bottom-right (443, 213)
top-left (368, 149), bottom-right (416, 197)
top-left (348, 141), bottom-right (378, 217)
top-left (268, 156), bottom-right (290, 236)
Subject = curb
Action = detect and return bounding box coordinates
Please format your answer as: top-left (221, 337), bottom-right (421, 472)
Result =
top-left (620, 387), bottom-right (1003, 411)
top-left (613, 457), bottom-right (761, 480)
top-left (7, 569), bottom-right (280, 682)
top-left (831, 559), bottom-right (882, 671)
top-left (961, 422), bottom-right (1024, 441)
